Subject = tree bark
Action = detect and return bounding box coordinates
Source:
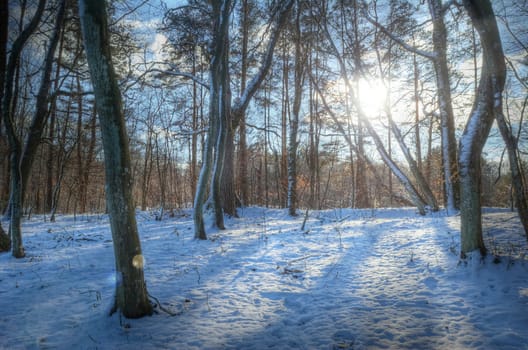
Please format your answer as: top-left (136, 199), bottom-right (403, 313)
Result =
top-left (494, 115), bottom-right (528, 237)
top-left (429, 0), bottom-right (459, 213)
top-left (209, 2), bottom-right (231, 229)
top-left (318, 8), bottom-right (426, 214)
top-left (280, 40), bottom-right (289, 208)
top-left (222, 124), bottom-right (238, 216)
top-left (237, 0), bottom-right (250, 209)
top-left (45, 9), bottom-right (67, 213)
top-left (194, 0), bottom-right (231, 238)
top-left (221, 0), bottom-right (294, 216)
top-left (0, 0), bottom-right (8, 214)
top-left (0, 0), bottom-right (6, 122)
top-left (459, 0), bottom-right (506, 258)
top-left (2, 0), bottom-right (47, 258)
top-left (365, 1), bottom-right (459, 213)
top-left (20, 0), bottom-right (65, 206)
top-left (288, 1), bottom-right (304, 216)
top-left (389, 118), bottom-right (439, 211)
top-left (0, 220), bottom-right (9, 252)
top-left (79, 0), bottom-right (152, 318)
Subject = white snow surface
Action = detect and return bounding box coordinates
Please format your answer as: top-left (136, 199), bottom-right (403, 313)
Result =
top-left (1, 207), bottom-right (527, 349)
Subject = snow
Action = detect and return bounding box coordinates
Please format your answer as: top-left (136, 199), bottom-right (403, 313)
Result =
top-left (1, 207), bottom-right (527, 349)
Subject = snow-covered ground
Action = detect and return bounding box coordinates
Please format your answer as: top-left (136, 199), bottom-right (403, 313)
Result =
top-left (1, 207), bottom-right (527, 349)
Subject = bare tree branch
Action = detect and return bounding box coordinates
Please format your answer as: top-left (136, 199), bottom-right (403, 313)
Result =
top-left (361, 6), bottom-right (436, 60)
top-left (232, 0), bottom-right (294, 118)
top-left (147, 67), bottom-right (209, 89)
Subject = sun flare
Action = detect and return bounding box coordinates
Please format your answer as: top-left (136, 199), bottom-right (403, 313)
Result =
top-left (356, 78), bottom-right (388, 117)
top-left (328, 77), bottom-right (388, 118)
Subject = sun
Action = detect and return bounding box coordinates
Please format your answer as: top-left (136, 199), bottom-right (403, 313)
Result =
top-left (327, 77), bottom-right (388, 118)
top-left (356, 78), bottom-right (388, 117)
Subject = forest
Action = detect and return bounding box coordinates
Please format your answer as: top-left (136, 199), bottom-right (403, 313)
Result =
top-left (1, 0), bottom-right (528, 348)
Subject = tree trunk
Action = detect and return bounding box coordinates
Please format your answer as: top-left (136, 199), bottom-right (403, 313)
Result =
top-left (363, 118), bottom-right (427, 215)
top-left (50, 140), bottom-right (74, 223)
top-left (366, 1), bottom-right (459, 213)
top-left (190, 59), bottom-right (198, 202)
top-left (429, 0), bottom-right (459, 213)
top-left (413, 46), bottom-right (423, 173)
top-left (222, 124), bottom-right (238, 216)
top-left (0, 221), bottom-right (9, 252)
top-left (140, 127), bottom-right (153, 211)
top-left (45, 10), bottom-right (67, 213)
top-left (194, 0), bottom-right (231, 239)
top-left (280, 40), bottom-right (289, 208)
top-left (0, 0), bottom-right (6, 115)
top-left (288, 2), bottom-right (304, 216)
top-left (210, 5), bottom-right (231, 227)
top-left (83, 107), bottom-right (97, 212)
top-left (319, 8), bottom-right (426, 214)
top-left (79, 0), bottom-right (152, 318)
top-left (237, 0), bottom-right (250, 208)
top-left (459, 0), bottom-right (506, 258)
top-left (2, 0), bottom-right (47, 258)
top-left (222, 0), bottom-right (294, 214)
top-left (0, 0), bottom-right (8, 214)
top-left (50, 95), bottom-right (73, 222)
top-left (20, 0), bottom-right (65, 206)
top-left (494, 114), bottom-right (528, 238)
top-left (389, 118), bottom-right (439, 211)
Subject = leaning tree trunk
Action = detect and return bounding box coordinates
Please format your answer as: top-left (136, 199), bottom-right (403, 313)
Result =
top-left (79, 0), bottom-right (152, 318)
top-left (319, 12), bottom-right (427, 215)
top-left (459, 0), bottom-right (506, 258)
top-left (20, 0), bottom-right (65, 206)
top-left (494, 113), bottom-right (528, 238)
top-left (389, 118), bottom-right (439, 211)
top-left (221, 0), bottom-right (294, 215)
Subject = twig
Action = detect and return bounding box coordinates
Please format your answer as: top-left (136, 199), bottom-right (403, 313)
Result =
top-left (301, 208), bottom-right (310, 232)
top-left (88, 333), bottom-right (100, 344)
top-left (287, 254), bottom-right (317, 266)
top-left (148, 293), bottom-right (181, 317)
top-left (194, 266), bottom-right (201, 284)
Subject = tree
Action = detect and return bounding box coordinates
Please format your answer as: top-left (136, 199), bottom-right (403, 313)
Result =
top-left (0, 219), bottom-right (9, 252)
top-left (428, 0), bottom-right (459, 213)
top-left (371, 0), bottom-right (439, 211)
top-left (492, 2), bottom-right (528, 238)
top-left (287, 0), bottom-right (305, 216)
top-left (2, 0), bottom-right (47, 258)
top-left (193, 0), bottom-right (231, 239)
top-left (459, 0), bottom-right (506, 258)
top-left (315, 2), bottom-right (428, 215)
top-left (192, 0), bottom-right (294, 237)
top-left (365, 0), bottom-right (459, 213)
top-left (222, 0), bottom-right (294, 216)
top-left (79, 0), bottom-right (152, 318)
top-left (20, 0), bottom-right (66, 209)
top-left (0, 1), bottom-right (11, 219)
